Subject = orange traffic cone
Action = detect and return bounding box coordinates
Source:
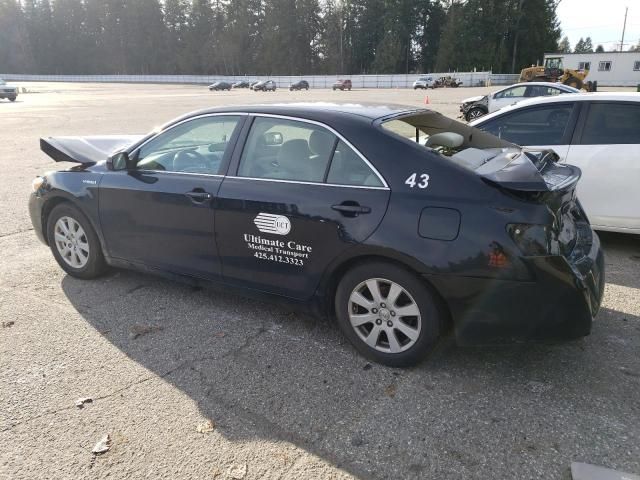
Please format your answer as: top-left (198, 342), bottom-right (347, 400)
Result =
top-left (424, 96), bottom-right (430, 105)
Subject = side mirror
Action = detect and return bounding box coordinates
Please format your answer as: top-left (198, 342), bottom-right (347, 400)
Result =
top-left (107, 151), bottom-right (130, 171)
top-left (264, 132), bottom-right (283, 146)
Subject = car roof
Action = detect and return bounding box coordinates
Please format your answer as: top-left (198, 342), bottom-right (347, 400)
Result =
top-left (497, 81), bottom-right (578, 91)
top-left (166, 102), bottom-right (424, 126)
top-left (471, 92), bottom-right (640, 125)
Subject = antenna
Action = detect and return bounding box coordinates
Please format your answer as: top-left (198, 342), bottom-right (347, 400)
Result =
top-left (620, 6), bottom-right (628, 52)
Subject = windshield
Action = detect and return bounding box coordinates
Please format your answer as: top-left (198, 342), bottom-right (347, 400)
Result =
top-left (380, 111), bottom-right (519, 171)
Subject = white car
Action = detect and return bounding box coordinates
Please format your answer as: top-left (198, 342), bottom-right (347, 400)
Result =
top-left (460, 82), bottom-right (580, 121)
top-left (470, 92), bottom-right (640, 234)
top-left (413, 76), bottom-right (434, 89)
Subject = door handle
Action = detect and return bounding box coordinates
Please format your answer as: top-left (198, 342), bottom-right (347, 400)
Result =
top-left (185, 190), bottom-right (212, 203)
top-left (331, 203), bottom-right (371, 216)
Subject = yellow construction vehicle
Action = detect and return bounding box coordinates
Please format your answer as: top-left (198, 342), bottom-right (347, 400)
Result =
top-left (520, 56), bottom-right (594, 91)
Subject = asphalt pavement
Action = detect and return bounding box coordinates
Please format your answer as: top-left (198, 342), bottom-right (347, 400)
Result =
top-left (1, 83), bottom-right (639, 480)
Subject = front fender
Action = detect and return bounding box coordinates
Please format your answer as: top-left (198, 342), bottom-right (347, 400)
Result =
top-left (33, 172), bottom-right (107, 254)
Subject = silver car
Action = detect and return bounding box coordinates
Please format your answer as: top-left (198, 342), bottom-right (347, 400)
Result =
top-left (412, 76), bottom-right (434, 89)
top-left (0, 79), bottom-right (18, 102)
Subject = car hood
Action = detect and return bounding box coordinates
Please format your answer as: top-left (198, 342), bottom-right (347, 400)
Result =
top-left (462, 95), bottom-right (485, 104)
top-left (40, 135), bottom-right (144, 164)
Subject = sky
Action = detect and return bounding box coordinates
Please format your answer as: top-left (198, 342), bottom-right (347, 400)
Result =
top-left (556, 0), bottom-right (639, 51)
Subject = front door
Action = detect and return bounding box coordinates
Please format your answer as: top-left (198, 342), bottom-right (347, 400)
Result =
top-left (99, 114), bottom-right (244, 278)
top-left (215, 115), bottom-right (390, 299)
top-left (490, 85), bottom-right (528, 112)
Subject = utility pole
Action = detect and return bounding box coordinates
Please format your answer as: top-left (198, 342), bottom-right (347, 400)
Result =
top-left (620, 6), bottom-right (628, 52)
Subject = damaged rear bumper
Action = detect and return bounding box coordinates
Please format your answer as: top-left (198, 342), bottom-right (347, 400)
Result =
top-left (426, 229), bottom-right (605, 345)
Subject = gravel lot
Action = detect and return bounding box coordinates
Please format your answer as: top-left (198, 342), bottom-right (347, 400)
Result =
top-left (1, 83), bottom-right (639, 480)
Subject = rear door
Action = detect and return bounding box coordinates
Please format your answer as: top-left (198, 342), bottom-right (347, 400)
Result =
top-left (564, 101), bottom-right (640, 231)
top-left (215, 115), bottom-right (390, 299)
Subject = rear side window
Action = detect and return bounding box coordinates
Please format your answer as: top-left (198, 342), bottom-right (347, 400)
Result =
top-left (580, 103), bottom-right (640, 145)
top-left (327, 140), bottom-right (384, 187)
top-left (238, 117), bottom-right (335, 182)
top-left (527, 86), bottom-right (563, 97)
top-left (478, 104), bottom-right (574, 146)
top-left (237, 117), bottom-right (383, 187)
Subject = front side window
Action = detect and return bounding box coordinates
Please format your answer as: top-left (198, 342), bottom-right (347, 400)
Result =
top-left (478, 104), bottom-right (574, 146)
top-left (598, 61), bottom-right (612, 71)
top-left (136, 116), bottom-right (240, 174)
top-left (495, 86), bottom-right (527, 99)
top-left (580, 103), bottom-right (640, 145)
top-left (238, 117), bottom-right (383, 187)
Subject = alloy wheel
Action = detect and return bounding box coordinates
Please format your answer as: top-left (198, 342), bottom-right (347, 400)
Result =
top-left (348, 278), bottom-right (422, 353)
top-left (54, 216), bottom-right (90, 268)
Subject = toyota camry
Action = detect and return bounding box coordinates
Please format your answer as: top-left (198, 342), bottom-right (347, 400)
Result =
top-left (29, 103), bottom-right (604, 366)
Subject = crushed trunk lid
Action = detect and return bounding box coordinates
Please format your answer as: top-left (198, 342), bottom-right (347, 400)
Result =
top-left (476, 149), bottom-right (581, 193)
top-left (40, 135), bottom-right (143, 164)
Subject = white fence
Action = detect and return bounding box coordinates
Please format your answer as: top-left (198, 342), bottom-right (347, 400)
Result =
top-left (0, 71), bottom-right (520, 88)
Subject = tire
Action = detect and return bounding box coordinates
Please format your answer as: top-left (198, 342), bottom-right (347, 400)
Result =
top-left (334, 261), bottom-right (442, 367)
top-left (9, 96), bottom-right (16, 101)
top-left (465, 107), bottom-right (486, 122)
top-left (46, 203), bottom-right (107, 279)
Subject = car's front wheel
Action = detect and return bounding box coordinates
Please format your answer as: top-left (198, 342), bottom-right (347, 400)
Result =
top-left (335, 262), bottom-right (442, 367)
top-left (9, 96), bottom-right (16, 101)
top-left (465, 107), bottom-right (486, 121)
top-left (46, 203), bottom-right (107, 279)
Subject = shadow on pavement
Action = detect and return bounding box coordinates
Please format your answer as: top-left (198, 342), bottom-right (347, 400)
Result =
top-left (60, 264), bottom-right (640, 479)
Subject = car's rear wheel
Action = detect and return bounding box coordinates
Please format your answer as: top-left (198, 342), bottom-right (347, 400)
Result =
top-left (466, 107), bottom-right (486, 121)
top-left (47, 203), bottom-right (107, 279)
top-left (335, 262), bottom-right (442, 367)
top-left (9, 96), bottom-right (16, 102)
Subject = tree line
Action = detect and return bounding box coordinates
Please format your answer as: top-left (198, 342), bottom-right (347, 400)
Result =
top-left (558, 35), bottom-right (640, 54)
top-left (0, 0), bottom-right (562, 76)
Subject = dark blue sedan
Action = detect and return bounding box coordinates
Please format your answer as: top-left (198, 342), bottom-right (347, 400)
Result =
top-left (29, 103), bottom-right (604, 366)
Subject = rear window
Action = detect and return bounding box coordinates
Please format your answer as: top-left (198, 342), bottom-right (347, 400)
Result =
top-left (380, 111), bottom-right (518, 172)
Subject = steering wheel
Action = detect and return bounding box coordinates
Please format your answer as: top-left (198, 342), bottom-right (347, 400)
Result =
top-left (173, 149), bottom-right (210, 173)
top-left (547, 110), bottom-right (569, 129)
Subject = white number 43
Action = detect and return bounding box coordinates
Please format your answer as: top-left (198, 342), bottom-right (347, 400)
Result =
top-left (405, 173), bottom-right (430, 189)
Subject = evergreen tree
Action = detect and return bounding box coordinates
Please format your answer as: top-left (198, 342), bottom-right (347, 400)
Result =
top-left (558, 36), bottom-right (571, 53)
top-left (595, 44), bottom-right (604, 53)
top-left (0, 0), bottom-right (35, 72)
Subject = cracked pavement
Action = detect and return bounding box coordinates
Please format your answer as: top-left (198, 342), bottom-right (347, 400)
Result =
top-left (1, 83), bottom-right (639, 479)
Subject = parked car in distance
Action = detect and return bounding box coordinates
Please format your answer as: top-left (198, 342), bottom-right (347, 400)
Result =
top-left (253, 80), bottom-right (277, 92)
top-left (290, 80), bottom-right (310, 91)
top-left (232, 81), bottom-right (250, 89)
top-left (31, 104), bottom-right (604, 367)
top-left (0, 79), bottom-right (18, 102)
top-left (471, 92), bottom-right (640, 234)
top-left (460, 82), bottom-right (580, 121)
top-left (413, 76), bottom-right (434, 89)
top-left (332, 79), bottom-right (352, 91)
top-left (209, 81), bottom-right (232, 91)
